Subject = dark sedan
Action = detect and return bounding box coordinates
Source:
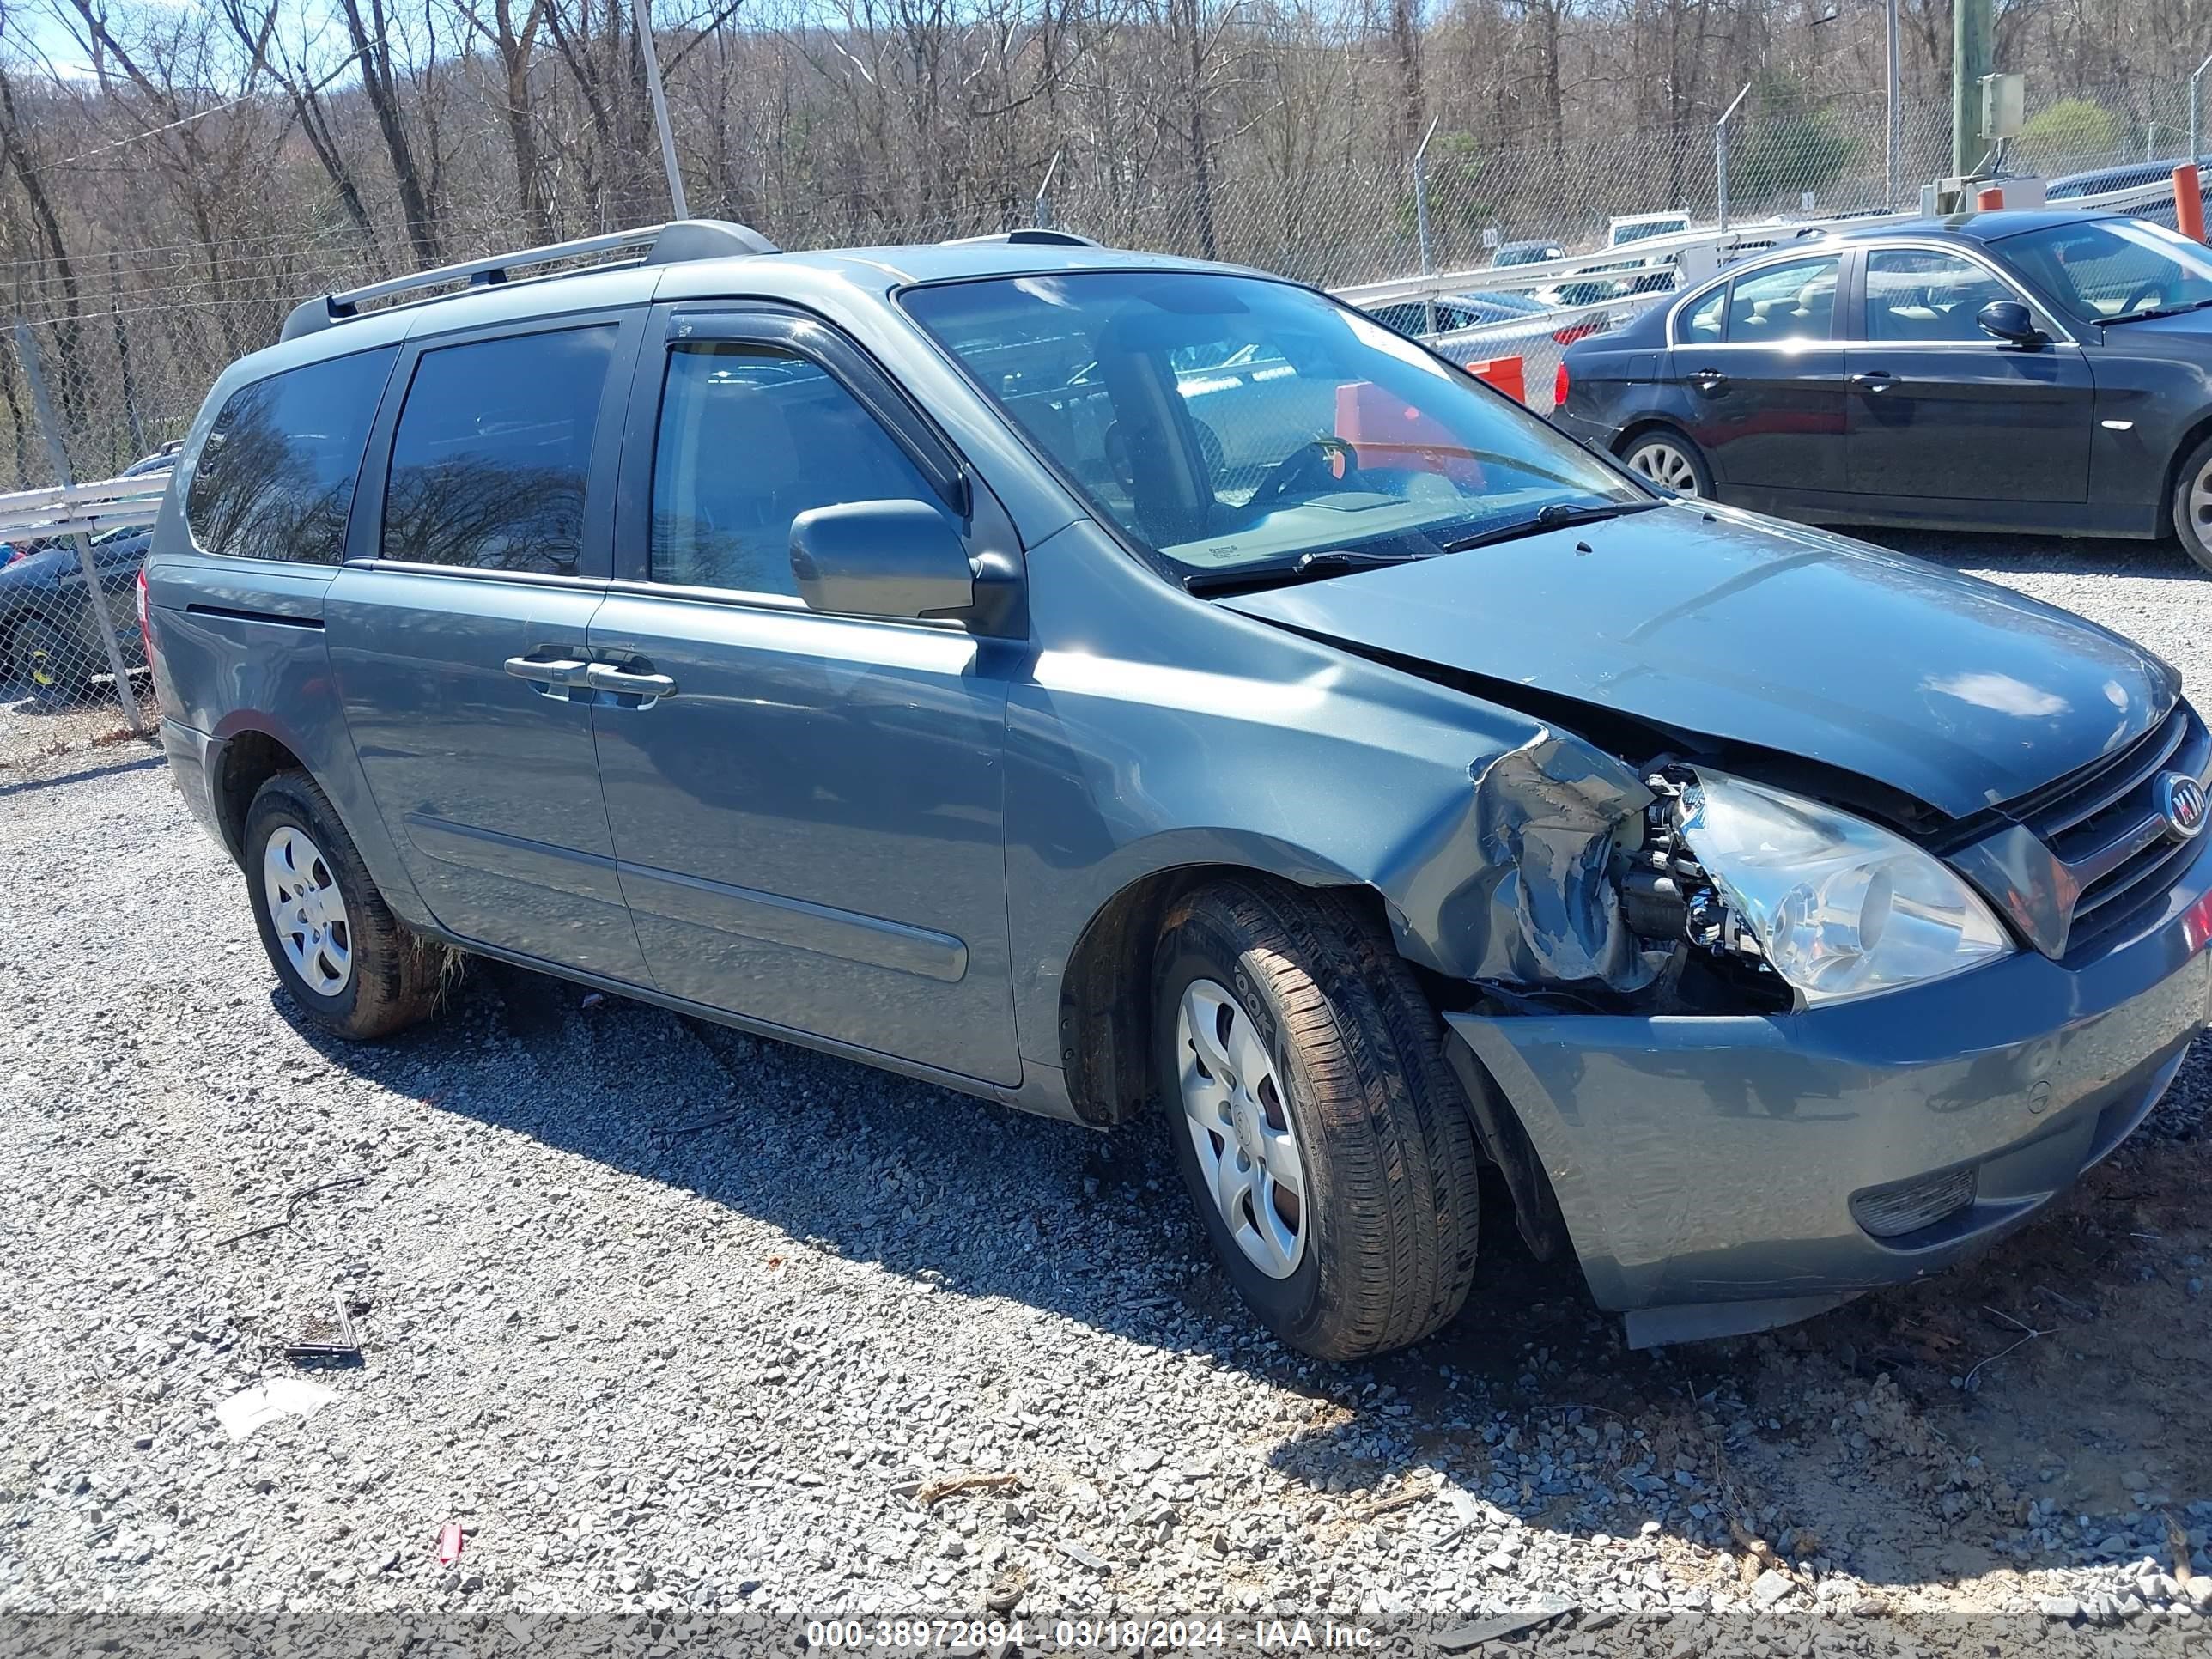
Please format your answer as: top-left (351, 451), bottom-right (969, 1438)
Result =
top-left (1554, 209), bottom-right (2212, 570)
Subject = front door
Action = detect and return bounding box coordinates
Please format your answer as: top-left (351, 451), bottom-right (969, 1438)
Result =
top-left (589, 307), bottom-right (1019, 1084)
top-left (1845, 246), bottom-right (2094, 503)
top-left (327, 312), bottom-right (652, 983)
top-left (1675, 252), bottom-right (1848, 496)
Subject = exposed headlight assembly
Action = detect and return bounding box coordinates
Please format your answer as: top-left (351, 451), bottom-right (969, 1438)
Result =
top-left (1674, 771), bottom-right (2014, 1006)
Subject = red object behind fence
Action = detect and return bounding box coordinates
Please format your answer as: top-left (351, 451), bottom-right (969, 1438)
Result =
top-left (2178, 164), bottom-right (2207, 244)
top-left (1976, 185), bottom-right (2005, 210)
top-left (1462, 356), bottom-right (1527, 404)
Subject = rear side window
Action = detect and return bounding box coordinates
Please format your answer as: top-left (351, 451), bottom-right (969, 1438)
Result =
top-left (380, 325), bottom-right (617, 574)
top-left (649, 343), bottom-right (941, 598)
top-left (183, 346), bottom-right (394, 563)
top-left (1723, 256), bottom-right (1839, 342)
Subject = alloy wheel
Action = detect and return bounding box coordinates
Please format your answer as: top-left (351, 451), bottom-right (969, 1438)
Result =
top-left (263, 825), bottom-right (353, 996)
top-left (1175, 978), bottom-right (1308, 1279)
top-left (2189, 454), bottom-right (2212, 544)
top-left (1626, 438), bottom-right (1701, 495)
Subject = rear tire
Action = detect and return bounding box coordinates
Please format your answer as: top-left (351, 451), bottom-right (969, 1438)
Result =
top-left (2170, 434), bottom-right (2212, 574)
top-left (1152, 879), bottom-right (1482, 1360)
top-left (1619, 427), bottom-right (1713, 499)
top-left (244, 770), bottom-right (447, 1041)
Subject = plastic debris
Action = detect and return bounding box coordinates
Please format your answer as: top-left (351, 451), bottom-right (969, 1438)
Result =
top-left (214, 1376), bottom-right (337, 1442)
top-left (435, 1521), bottom-right (465, 1565)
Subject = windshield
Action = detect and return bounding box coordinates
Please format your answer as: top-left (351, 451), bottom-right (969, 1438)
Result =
top-left (2001, 217), bottom-right (2212, 324)
top-left (902, 271), bottom-right (1643, 577)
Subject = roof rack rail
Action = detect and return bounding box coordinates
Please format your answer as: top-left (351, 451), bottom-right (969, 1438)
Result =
top-left (279, 219), bottom-right (779, 343)
top-left (939, 228), bottom-right (1103, 249)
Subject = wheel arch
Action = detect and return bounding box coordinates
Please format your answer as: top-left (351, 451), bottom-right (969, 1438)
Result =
top-left (2157, 410), bottom-right (2212, 539)
top-left (209, 724), bottom-right (313, 866)
top-left (1054, 860), bottom-right (1399, 1128)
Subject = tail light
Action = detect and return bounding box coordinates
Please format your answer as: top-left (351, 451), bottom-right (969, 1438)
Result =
top-left (1553, 319), bottom-right (1601, 346)
top-left (1553, 362), bottom-right (1571, 410)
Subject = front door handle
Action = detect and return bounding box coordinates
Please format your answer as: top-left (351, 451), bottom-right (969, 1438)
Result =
top-left (1850, 370), bottom-right (1898, 392)
top-left (585, 662), bottom-right (678, 704)
top-left (504, 654), bottom-right (592, 689)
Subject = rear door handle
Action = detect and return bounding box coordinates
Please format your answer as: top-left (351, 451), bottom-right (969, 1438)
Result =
top-left (1689, 367), bottom-right (1729, 392)
top-left (586, 662), bottom-right (678, 704)
top-left (1850, 370), bottom-right (1897, 392)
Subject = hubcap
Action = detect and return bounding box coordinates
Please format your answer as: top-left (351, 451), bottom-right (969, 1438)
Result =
top-left (262, 826), bottom-right (352, 997)
top-left (1176, 979), bottom-right (1308, 1279)
top-left (1627, 440), bottom-right (1701, 495)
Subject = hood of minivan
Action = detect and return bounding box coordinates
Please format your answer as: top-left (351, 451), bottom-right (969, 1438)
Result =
top-left (1216, 504), bottom-right (2174, 820)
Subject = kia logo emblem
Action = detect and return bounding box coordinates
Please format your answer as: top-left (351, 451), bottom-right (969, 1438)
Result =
top-left (2159, 773), bottom-right (2208, 841)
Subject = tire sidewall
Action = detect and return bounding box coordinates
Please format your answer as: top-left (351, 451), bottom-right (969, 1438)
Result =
top-left (1154, 910), bottom-right (1329, 1342)
top-left (244, 782), bottom-right (370, 1030)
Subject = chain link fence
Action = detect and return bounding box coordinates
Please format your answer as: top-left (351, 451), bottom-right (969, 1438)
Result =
top-left (0, 74), bottom-right (2200, 756)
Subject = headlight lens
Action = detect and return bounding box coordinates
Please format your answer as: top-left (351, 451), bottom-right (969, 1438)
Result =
top-left (1677, 772), bottom-right (2013, 1005)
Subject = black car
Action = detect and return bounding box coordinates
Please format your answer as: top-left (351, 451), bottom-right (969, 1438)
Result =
top-left (0, 523), bottom-right (154, 699)
top-left (1555, 209), bottom-right (2212, 570)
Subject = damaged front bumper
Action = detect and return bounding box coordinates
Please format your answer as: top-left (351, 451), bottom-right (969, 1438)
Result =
top-left (1445, 834), bottom-right (2212, 1347)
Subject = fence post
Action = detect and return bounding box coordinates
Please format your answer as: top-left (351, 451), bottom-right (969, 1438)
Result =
top-left (14, 322), bottom-right (146, 735)
top-left (631, 0), bottom-right (690, 221)
top-left (1715, 84), bottom-right (1749, 232)
top-left (1035, 149), bottom-right (1062, 230)
top-left (2193, 53), bottom-right (2212, 169)
top-left (1885, 0), bottom-right (1901, 207)
top-left (1413, 117), bottom-right (1439, 337)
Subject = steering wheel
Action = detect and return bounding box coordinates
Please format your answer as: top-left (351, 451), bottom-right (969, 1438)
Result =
top-left (1246, 439), bottom-right (1357, 513)
top-left (2116, 280), bottom-right (2165, 316)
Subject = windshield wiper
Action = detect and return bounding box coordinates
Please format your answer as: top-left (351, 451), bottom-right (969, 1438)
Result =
top-left (1436, 498), bottom-right (1663, 554)
top-left (2102, 296), bottom-right (2212, 325)
top-left (1183, 546), bottom-right (1425, 596)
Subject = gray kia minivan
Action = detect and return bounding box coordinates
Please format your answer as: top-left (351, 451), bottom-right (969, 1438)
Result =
top-left (144, 220), bottom-right (2212, 1358)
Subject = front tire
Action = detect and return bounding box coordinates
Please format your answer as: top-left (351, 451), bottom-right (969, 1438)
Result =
top-left (1620, 427), bottom-right (1713, 499)
top-left (2171, 434), bottom-right (2212, 574)
top-left (12, 616), bottom-right (85, 703)
top-left (1152, 880), bottom-right (1482, 1360)
top-left (244, 770), bottom-right (447, 1041)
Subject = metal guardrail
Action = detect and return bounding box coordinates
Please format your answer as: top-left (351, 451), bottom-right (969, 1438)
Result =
top-left (0, 473), bottom-right (167, 541)
top-left (1333, 172), bottom-right (2186, 354)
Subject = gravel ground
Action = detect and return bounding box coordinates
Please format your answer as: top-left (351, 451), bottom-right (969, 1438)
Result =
top-left (3, 530), bottom-right (2211, 1657)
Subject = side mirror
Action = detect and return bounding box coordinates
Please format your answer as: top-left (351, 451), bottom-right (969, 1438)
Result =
top-left (1976, 299), bottom-right (2042, 345)
top-left (789, 499), bottom-right (974, 622)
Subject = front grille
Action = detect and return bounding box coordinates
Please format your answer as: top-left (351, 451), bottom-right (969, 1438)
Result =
top-left (2015, 703), bottom-right (2212, 954)
top-left (1850, 1166), bottom-right (1978, 1240)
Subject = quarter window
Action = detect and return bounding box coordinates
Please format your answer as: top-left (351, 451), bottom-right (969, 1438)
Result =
top-left (1723, 257), bottom-right (1840, 343)
top-left (380, 325), bottom-right (617, 574)
top-left (649, 343), bottom-right (944, 598)
top-left (183, 347), bottom-right (394, 563)
top-left (1680, 285), bottom-right (1727, 344)
top-left (1865, 249), bottom-right (2022, 342)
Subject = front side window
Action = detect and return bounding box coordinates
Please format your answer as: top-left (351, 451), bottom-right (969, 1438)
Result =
top-left (903, 271), bottom-right (1641, 578)
top-left (649, 343), bottom-right (942, 597)
top-left (2000, 217), bottom-right (2212, 325)
top-left (1864, 249), bottom-right (2024, 341)
top-left (1723, 256), bottom-right (1839, 343)
top-left (184, 346), bottom-right (394, 563)
top-left (380, 325), bottom-right (617, 574)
